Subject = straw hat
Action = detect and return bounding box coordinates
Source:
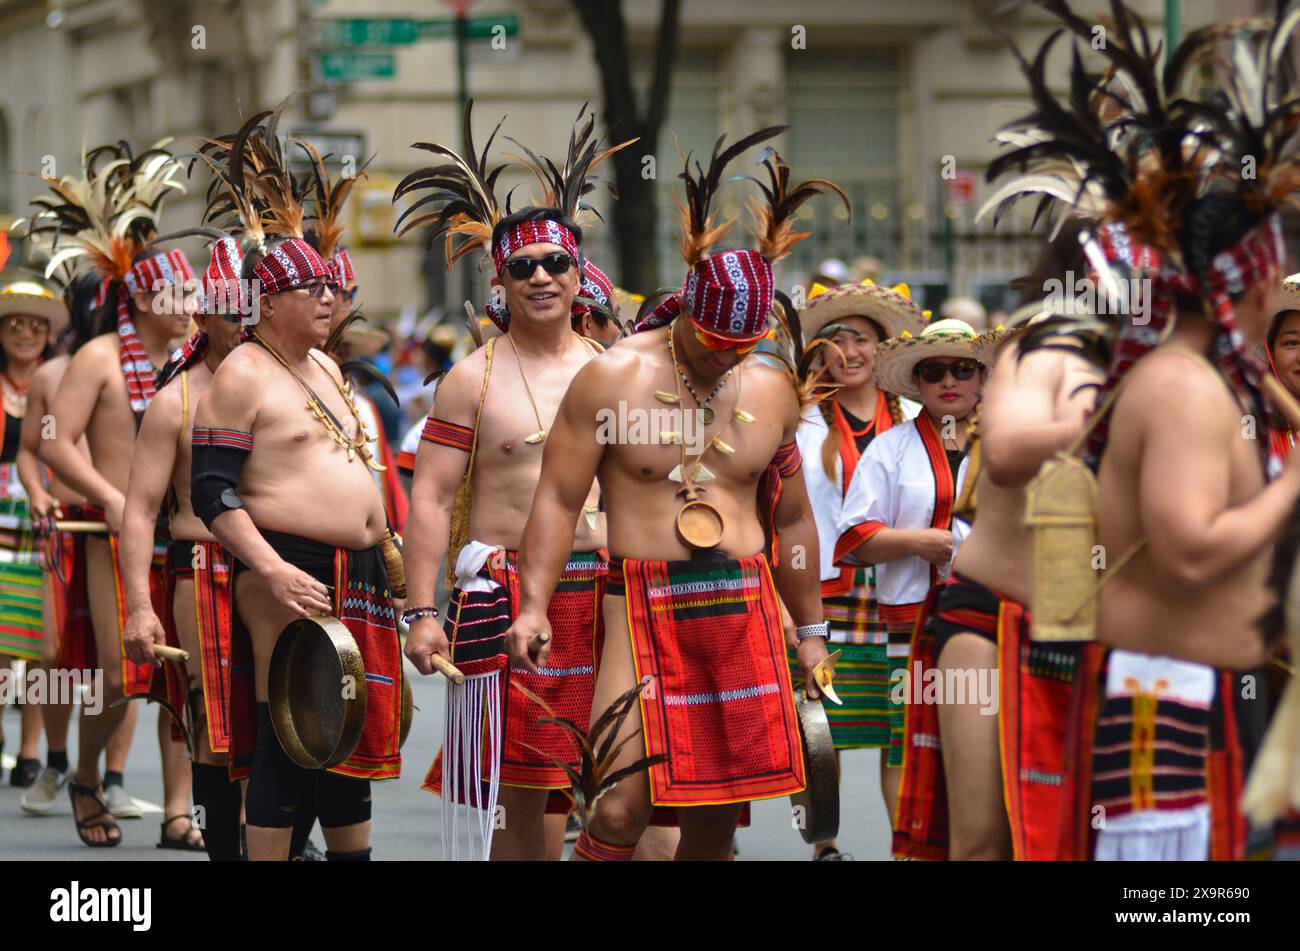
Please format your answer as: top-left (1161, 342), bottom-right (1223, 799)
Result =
top-left (0, 278), bottom-right (68, 337)
top-left (1281, 272), bottom-right (1300, 313)
top-left (873, 318), bottom-right (1003, 401)
top-left (801, 279), bottom-right (927, 344)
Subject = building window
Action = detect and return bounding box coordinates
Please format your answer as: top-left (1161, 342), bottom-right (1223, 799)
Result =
top-left (784, 47), bottom-right (903, 282)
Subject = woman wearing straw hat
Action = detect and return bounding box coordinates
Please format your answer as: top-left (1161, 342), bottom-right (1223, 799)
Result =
top-left (0, 279), bottom-right (64, 788)
top-left (833, 318), bottom-right (999, 859)
top-left (793, 279), bottom-right (924, 859)
top-left (1265, 273), bottom-right (1300, 461)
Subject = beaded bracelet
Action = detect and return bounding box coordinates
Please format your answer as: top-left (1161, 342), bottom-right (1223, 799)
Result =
top-left (400, 605), bottom-right (440, 625)
top-left (795, 621), bottom-right (829, 641)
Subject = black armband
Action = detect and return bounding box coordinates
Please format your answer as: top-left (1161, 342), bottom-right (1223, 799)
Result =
top-left (192, 427), bottom-right (254, 529)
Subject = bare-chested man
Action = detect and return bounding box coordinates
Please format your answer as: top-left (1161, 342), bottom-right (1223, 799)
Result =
top-left (193, 231), bottom-right (401, 862)
top-left (505, 142), bottom-right (836, 861)
top-left (942, 311), bottom-right (1102, 860)
top-left (43, 248), bottom-right (199, 847)
top-left (122, 238), bottom-right (247, 859)
top-left (16, 274), bottom-right (138, 817)
top-left (403, 208), bottom-right (609, 861)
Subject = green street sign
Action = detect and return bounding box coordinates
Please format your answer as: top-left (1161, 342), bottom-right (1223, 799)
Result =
top-left (319, 52), bottom-right (397, 81)
top-left (416, 14), bottom-right (519, 40)
top-left (320, 18), bottom-right (418, 48)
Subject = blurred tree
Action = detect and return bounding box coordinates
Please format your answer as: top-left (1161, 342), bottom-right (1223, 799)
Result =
top-left (571, 0), bottom-right (681, 296)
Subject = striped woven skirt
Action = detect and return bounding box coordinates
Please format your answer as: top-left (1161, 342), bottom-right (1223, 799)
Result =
top-left (786, 568), bottom-right (890, 751)
top-left (0, 490), bottom-right (43, 660)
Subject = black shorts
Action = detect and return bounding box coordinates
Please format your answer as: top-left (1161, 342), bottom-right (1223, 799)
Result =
top-left (232, 529), bottom-right (337, 588)
top-left (928, 570), bottom-right (1003, 660)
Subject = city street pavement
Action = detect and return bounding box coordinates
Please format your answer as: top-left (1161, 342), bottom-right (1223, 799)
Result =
top-left (0, 662), bottom-right (891, 861)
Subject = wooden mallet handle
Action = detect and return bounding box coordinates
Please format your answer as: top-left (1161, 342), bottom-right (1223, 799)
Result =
top-left (1264, 375), bottom-right (1300, 432)
top-left (528, 631), bottom-right (551, 656)
top-left (52, 520), bottom-right (109, 533)
top-left (431, 654), bottom-right (465, 685)
top-left (153, 645), bottom-right (190, 664)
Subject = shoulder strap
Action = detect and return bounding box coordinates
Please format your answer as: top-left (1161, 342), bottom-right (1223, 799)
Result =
top-left (177, 370), bottom-right (189, 454)
top-left (464, 336), bottom-right (496, 482)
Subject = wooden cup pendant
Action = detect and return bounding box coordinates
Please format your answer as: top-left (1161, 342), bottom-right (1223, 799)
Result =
top-left (675, 484), bottom-right (725, 550)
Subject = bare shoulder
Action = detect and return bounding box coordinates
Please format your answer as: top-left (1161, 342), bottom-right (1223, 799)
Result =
top-left (1125, 348), bottom-right (1237, 434)
top-left (745, 357), bottom-right (800, 420)
top-left (209, 341), bottom-right (269, 393)
top-left (30, 355), bottom-right (70, 396)
top-left (308, 348), bottom-right (344, 384)
top-left (431, 343), bottom-right (492, 422)
top-left (66, 334), bottom-right (118, 375)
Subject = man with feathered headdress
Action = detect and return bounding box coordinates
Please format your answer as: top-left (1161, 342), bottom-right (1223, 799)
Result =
top-left (396, 102), bottom-right (636, 861)
top-left (507, 128), bottom-right (846, 860)
top-left (30, 142), bottom-right (203, 848)
top-left (986, 1), bottom-right (1300, 861)
top-left (118, 235), bottom-right (247, 860)
top-left (186, 102), bottom-right (405, 861)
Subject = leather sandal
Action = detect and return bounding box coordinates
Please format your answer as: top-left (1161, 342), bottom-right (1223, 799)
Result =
top-left (158, 814), bottom-right (206, 852)
top-left (68, 780), bottom-right (122, 848)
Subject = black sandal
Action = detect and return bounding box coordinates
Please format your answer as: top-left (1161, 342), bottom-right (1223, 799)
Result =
top-left (158, 815), bottom-right (206, 852)
top-left (68, 780), bottom-right (122, 848)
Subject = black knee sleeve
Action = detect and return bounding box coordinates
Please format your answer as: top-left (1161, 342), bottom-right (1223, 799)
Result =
top-left (289, 778), bottom-right (318, 858)
top-left (316, 770), bottom-right (372, 829)
top-left (325, 847), bottom-right (372, 861)
top-left (191, 762), bottom-right (242, 861)
top-left (245, 703), bottom-right (306, 829)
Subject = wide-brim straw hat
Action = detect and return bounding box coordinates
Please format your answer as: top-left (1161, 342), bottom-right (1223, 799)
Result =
top-left (0, 279), bottom-right (68, 337)
top-left (1281, 272), bottom-right (1300, 313)
top-left (873, 317), bottom-right (1004, 401)
top-left (801, 279), bottom-right (927, 344)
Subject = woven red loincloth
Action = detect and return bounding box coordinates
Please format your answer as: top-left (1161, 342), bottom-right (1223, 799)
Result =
top-left (424, 548), bottom-right (606, 795)
top-left (225, 538), bottom-right (402, 781)
top-left (44, 508), bottom-right (93, 673)
top-left (191, 540), bottom-right (234, 754)
top-left (618, 552), bottom-right (804, 806)
top-left (1206, 669), bottom-right (1246, 862)
top-left (998, 598), bottom-right (1079, 860)
top-left (892, 589), bottom-right (947, 860)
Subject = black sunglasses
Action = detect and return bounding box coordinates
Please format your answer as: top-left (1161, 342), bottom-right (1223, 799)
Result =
top-left (296, 280), bottom-right (340, 300)
top-left (915, 359), bottom-right (981, 384)
top-left (504, 253), bottom-right (575, 281)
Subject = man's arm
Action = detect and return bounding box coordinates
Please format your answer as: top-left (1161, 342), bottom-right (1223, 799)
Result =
top-left (982, 346), bottom-right (1096, 487)
top-left (770, 391), bottom-right (829, 697)
top-left (17, 370), bottom-right (56, 518)
top-left (45, 344), bottom-right (123, 526)
top-left (120, 388), bottom-right (181, 665)
top-left (192, 353), bottom-right (332, 616)
top-left (1138, 354), bottom-right (1300, 591)
top-left (509, 356), bottom-right (611, 672)
top-left (401, 366), bottom-right (474, 676)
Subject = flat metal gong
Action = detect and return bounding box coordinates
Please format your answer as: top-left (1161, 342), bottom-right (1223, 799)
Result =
top-left (269, 615), bottom-right (368, 770)
top-left (790, 697), bottom-right (840, 845)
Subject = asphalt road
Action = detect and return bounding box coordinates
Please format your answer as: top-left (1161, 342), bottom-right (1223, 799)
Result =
top-left (0, 663), bottom-right (891, 861)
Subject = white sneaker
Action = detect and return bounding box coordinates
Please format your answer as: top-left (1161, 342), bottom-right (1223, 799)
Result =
top-left (20, 767), bottom-right (68, 814)
top-left (104, 782), bottom-right (143, 819)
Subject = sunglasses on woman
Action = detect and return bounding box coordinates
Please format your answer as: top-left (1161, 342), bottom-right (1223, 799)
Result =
top-left (692, 324), bottom-right (762, 355)
top-left (0, 315), bottom-right (48, 335)
top-left (504, 253), bottom-right (575, 281)
top-left (914, 359), bottom-right (981, 384)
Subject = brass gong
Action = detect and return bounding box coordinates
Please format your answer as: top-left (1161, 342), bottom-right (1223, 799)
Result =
top-left (269, 615), bottom-right (368, 770)
top-left (399, 669), bottom-right (414, 749)
top-left (790, 697), bottom-right (840, 845)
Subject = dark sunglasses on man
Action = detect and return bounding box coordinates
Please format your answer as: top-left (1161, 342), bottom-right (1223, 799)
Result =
top-left (504, 252), bottom-right (575, 281)
top-left (914, 359), bottom-right (981, 384)
top-left (296, 279), bottom-right (340, 300)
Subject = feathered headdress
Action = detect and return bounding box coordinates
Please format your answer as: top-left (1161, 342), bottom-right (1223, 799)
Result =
top-left (24, 139), bottom-right (194, 413)
top-left (981, 0), bottom-right (1300, 477)
top-left (504, 101), bottom-right (637, 229)
top-left (393, 99), bottom-right (510, 270)
top-left (24, 140), bottom-right (187, 283)
top-left (634, 127), bottom-right (850, 344)
top-left (187, 98), bottom-right (332, 299)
